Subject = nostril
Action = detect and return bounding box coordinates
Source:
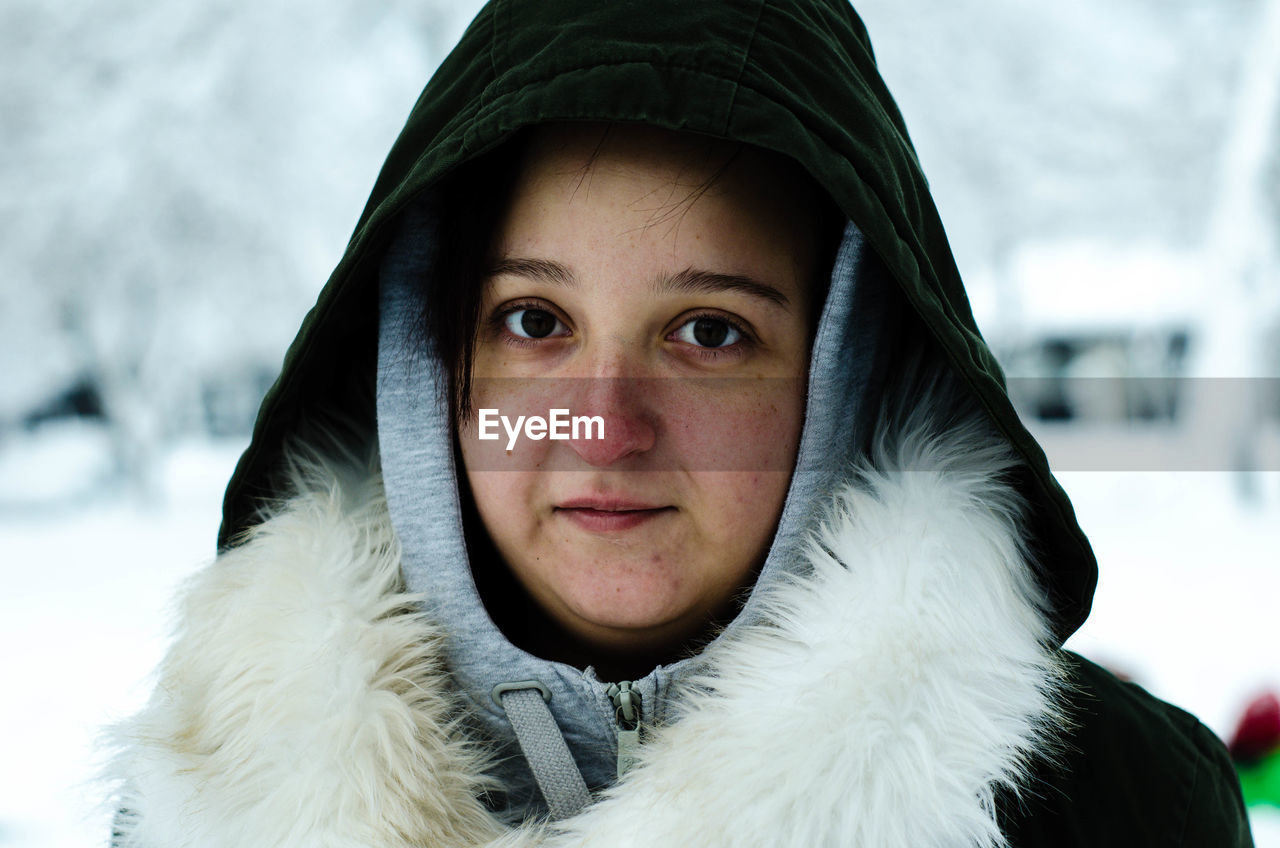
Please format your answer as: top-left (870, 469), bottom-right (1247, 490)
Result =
top-left (563, 410), bottom-right (657, 467)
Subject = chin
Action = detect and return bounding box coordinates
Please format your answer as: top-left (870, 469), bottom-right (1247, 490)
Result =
top-left (569, 594), bottom-right (694, 646)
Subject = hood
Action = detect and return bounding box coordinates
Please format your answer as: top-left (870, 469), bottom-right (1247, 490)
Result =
top-left (219, 0), bottom-right (1095, 644)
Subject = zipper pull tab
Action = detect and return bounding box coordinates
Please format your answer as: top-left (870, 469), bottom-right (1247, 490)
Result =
top-left (606, 681), bottom-right (641, 779)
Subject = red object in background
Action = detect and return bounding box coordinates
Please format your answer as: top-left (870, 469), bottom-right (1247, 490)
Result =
top-left (1229, 691), bottom-right (1280, 763)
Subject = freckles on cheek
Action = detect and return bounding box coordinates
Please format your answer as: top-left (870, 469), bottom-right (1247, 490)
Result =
top-left (662, 380), bottom-right (804, 472)
top-left (680, 409), bottom-right (802, 471)
top-left (649, 552), bottom-right (685, 590)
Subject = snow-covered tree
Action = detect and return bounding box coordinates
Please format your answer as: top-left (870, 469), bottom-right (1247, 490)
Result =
top-left (1, 0), bottom-right (484, 496)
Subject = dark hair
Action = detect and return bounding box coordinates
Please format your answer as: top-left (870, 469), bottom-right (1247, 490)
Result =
top-left (419, 123), bottom-right (845, 427)
top-left (419, 129), bottom-right (532, 429)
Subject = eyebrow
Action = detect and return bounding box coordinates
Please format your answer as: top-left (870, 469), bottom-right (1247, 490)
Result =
top-left (487, 257), bottom-right (791, 308)
top-left (487, 257), bottom-right (573, 286)
top-left (661, 267), bottom-right (790, 308)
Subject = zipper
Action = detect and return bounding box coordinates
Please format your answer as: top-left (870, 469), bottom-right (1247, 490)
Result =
top-left (606, 681), bottom-right (641, 778)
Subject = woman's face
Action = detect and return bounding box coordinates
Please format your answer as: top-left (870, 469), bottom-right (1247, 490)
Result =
top-left (457, 125), bottom-right (820, 665)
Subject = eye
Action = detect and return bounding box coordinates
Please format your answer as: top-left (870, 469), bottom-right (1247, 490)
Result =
top-left (671, 316), bottom-right (743, 349)
top-left (503, 307), bottom-right (568, 339)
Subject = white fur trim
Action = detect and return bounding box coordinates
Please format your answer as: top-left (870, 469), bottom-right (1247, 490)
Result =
top-left (105, 418), bottom-right (1064, 848)
top-left (105, 455), bottom-right (504, 847)
top-left (521, 414), bottom-right (1065, 848)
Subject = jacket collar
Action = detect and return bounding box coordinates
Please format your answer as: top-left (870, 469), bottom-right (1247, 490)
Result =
top-left (109, 402), bottom-right (1065, 848)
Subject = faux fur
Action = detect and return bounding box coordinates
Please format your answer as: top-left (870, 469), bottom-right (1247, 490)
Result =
top-left (105, 414), bottom-right (1065, 848)
top-left (105, 452), bottom-right (505, 848)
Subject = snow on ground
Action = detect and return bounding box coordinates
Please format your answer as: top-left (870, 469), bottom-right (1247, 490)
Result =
top-left (0, 422), bottom-right (118, 509)
top-left (1, 430), bottom-right (1277, 845)
top-left (1259, 809), bottom-right (1280, 847)
top-left (1039, 423), bottom-right (1280, 742)
top-left (1061, 467), bottom-right (1280, 734)
top-left (0, 436), bottom-right (244, 848)
top-left (1258, 808), bottom-right (1280, 846)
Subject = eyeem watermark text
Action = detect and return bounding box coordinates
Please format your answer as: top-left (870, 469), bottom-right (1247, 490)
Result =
top-left (478, 408), bottom-right (605, 450)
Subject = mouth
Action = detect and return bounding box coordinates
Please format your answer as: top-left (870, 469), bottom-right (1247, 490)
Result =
top-left (554, 498), bottom-right (676, 532)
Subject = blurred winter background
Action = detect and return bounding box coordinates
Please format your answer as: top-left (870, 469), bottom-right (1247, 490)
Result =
top-left (1, 0), bottom-right (1277, 844)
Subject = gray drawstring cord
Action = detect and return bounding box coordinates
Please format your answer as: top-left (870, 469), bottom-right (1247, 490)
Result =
top-left (492, 681), bottom-right (592, 819)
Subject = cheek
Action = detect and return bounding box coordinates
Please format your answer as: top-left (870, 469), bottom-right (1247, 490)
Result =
top-left (458, 419), bottom-right (540, 535)
top-left (458, 380), bottom-right (561, 471)
top-left (661, 376), bottom-right (806, 472)
top-left (686, 467), bottom-right (794, 606)
top-left (664, 378), bottom-right (803, 583)
top-left (459, 465), bottom-right (550, 571)
top-left (460, 465), bottom-right (517, 525)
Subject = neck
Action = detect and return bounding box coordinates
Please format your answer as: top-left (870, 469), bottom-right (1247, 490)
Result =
top-left (473, 548), bottom-right (720, 680)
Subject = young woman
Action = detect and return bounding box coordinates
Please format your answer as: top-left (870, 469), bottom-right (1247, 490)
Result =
top-left (107, 1), bottom-right (1252, 845)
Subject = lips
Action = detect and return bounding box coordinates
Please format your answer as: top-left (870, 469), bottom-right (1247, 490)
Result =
top-left (554, 497), bottom-right (675, 532)
top-left (557, 496), bottom-right (667, 511)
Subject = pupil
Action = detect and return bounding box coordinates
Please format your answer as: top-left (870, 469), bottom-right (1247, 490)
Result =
top-left (693, 318), bottom-right (728, 347)
top-left (521, 310), bottom-right (556, 338)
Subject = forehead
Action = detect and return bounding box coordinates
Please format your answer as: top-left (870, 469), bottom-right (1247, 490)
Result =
top-left (494, 124), bottom-right (822, 284)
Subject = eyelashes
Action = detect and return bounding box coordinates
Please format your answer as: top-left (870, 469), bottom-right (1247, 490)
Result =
top-left (487, 299), bottom-right (756, 361)
top-left (666, 314), bottom-right (750, 362)
top-left (486, 299), bottom-right (568, 349)
top-left (670, 315), bottom-right (745, 349)
top-left (499, 302), bottom-right (569, 341)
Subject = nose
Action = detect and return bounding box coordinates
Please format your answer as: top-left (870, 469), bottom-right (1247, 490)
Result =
top-left (562, 352), bottom-right (657, 466)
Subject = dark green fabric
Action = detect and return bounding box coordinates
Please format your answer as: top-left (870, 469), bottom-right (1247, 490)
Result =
top-left (219, 0), bottom-right (1095, 642)
top-left (1000, 653), bottom-right (1253, 846)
